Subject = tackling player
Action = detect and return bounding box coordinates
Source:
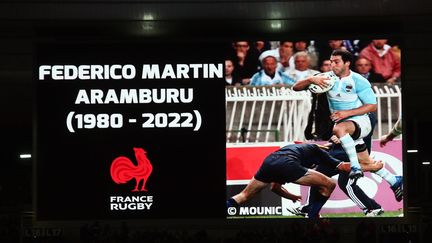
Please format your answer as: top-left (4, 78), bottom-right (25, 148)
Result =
top-left (380, 116), bottom-right (402, 147)
top-left (226, 143), bottom-right (381, 219)
top-left (289, 114), bottom-right (386, 217)
top-left (290, 140), bottom-right (385, 217)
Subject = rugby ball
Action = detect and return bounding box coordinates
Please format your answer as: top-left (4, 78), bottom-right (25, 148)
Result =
top-left (308, 72), bottom-right (338, 94)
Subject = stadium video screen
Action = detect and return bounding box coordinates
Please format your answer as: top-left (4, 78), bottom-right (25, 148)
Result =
top-left (35, 39), bottom-right (403, 220)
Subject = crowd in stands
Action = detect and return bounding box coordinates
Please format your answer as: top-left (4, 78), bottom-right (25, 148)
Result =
top-left (12, 220), bottom-right (348, 243)
top-left (225, 39), bottom-right (401, 87)
top-left (5, 219), bottom-right (422, 243)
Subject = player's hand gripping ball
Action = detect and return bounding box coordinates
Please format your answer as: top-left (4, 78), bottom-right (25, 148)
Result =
top-left (308, 72), bottom-right (338, 94)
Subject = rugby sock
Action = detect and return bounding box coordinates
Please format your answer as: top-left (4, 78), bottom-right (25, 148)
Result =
top-left (226, 198), bottom-right (239, 208)
top-left (339, 134), bottom-right (361, 169)
top-left (308, 186), bottom-right (325, 207)
top-left (374, 168), bottom-right (397, 186)
top-left (308, 196), bottom-right (328, 219)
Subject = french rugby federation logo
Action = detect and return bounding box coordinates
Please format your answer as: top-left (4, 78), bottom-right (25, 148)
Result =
top-left (110, 148), bottom-right (153, 192)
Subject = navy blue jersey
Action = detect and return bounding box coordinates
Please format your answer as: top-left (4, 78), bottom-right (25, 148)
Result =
top-left (254, 144), bottom-right (341, 184)
top-left (274, 144), bottom-right (342, 168)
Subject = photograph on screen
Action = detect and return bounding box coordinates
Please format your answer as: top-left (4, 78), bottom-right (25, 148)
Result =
top-left (225, 39), bottom-right (403, 218)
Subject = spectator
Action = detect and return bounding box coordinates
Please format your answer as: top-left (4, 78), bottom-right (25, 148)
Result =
top-left (250, 51), bottom-right (295, 86)
top-left (317, 39), bottom-right (369, 65)
top-left (254, 40), bottom-right (271, 54)
top-left (304, 59), bottom-right (334, 140)
top-left (342, 39), bottom-right (369, 57)
top-left (359, 39), bottom-right (401, 84)
top-left (284, 51), bottom-right (318, 140)
top-left (260, 41), bottom-right (295, 73)
top-left (391, 42), bottom-right (401, 62)
top-left (229, 41), bottom-right (260, 85)
top-left (224, 59), bottom-right (242, 86)
top-left (317, 39), bottom-right (345, 66)
top-left (295, 40), bottom-right (319, 69)
top-left (294, 40), bottom-right (308, 52)
top-left (285, 51), bottom-right (320, 82)
top-left (355, 57), bottom-right (386, 83)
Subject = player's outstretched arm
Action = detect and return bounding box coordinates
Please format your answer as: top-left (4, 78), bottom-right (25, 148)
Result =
top-left (380, 134), bottom-right (397, 147)
top-left (270, 183), bottom-right (302, 202)
top-left (337, 161), bottom-right (383, 173)
top-left (293, 75), bottom-right (329, 91)
top-left (380, 117), bottom-right (402, 147)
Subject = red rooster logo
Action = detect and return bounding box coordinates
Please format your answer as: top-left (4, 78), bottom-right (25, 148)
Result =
top-left (110, 148), bottom-right (153, 192)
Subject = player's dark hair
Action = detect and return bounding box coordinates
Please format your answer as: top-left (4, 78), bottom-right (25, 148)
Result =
top-left (279, 40), bottom-right (293, 45)
top-left (331, 49), bottom-right (353, 64)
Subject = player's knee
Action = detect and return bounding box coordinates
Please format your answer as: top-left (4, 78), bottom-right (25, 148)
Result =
top-left (332, 126), bottom-right (345, 137)
top-left (329, 180), bottom-right (336, 192)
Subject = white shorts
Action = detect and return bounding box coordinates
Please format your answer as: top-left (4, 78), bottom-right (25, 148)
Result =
top-left (345, 115), bottom-right (371, 145)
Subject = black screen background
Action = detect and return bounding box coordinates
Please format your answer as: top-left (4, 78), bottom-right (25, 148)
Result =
top-left (35, 41), bottom-right (226, 220)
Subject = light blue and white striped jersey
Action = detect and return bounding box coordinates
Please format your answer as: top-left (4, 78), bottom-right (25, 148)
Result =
top-left (326, 70), bottom-right (377, 116)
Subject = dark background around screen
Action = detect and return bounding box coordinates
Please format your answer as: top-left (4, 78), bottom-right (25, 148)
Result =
top-left (2, 0), bottom-right (432, 242)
